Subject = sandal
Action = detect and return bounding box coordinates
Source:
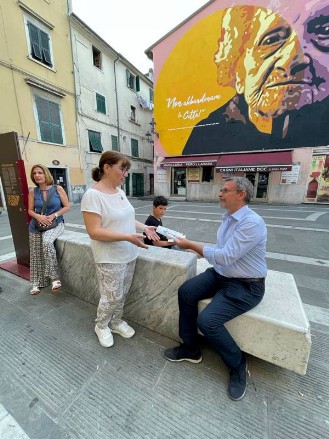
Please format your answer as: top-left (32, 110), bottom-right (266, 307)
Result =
top-left (30, 286), bottom-right (40, 295)
top-left (51, 279), bottom-right (61, 292)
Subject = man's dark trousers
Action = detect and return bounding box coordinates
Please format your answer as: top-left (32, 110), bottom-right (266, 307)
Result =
top-left (178, 267), bottom-right (265, 369)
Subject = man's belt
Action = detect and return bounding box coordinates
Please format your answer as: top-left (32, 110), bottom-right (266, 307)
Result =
top-left (241, 277), bottom-right (265, 283)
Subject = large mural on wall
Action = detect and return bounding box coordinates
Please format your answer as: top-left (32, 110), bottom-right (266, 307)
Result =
top-left (154, 1), bottom-right (329, 156)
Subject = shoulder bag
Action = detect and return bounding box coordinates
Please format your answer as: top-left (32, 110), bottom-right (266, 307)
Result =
top-left (36, 186), bottom-right (58, 232)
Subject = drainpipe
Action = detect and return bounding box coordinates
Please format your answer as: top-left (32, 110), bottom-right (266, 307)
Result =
top-left (113, 56), bottom-right (120, 150)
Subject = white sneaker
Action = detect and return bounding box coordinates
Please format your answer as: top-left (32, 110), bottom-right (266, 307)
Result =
top-left (111, 321), bottom-right (135, 339)
top-left (95, 325), bottom-right (114, 347)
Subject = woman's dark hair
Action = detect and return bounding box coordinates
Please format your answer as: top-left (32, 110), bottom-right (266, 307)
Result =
top-left (91, 151), bottom-right (131, 182)
top-left (30, 164), bottom-right (54, 186)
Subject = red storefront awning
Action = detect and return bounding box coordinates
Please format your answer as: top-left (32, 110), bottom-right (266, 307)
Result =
top-left (161, 155), bottom-right (219, 168)
top-left (216, 151), bottom-right (292, 172)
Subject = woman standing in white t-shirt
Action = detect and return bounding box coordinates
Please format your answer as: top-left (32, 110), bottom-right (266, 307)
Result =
top-left (81, 151), bottom-right (159, 348)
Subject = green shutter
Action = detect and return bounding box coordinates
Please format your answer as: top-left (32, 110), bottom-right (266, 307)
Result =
top-left (149, 88), bottom-right (154, 103)
top-left (28, 22), bottom-right (42, 60)
top-left (111, 135), bottom-right (118, 151)
top-left (132, 173), bottom-right (144, 196)
top-left (136, 75), bottom-right (140, 92)
top-left (89, 130), bottom-right (103, 152)
top-left (96, 93), bottom-right (106, 114)
top-left (40, 30), bottom-right (52, 66)
top-left (131, 138), bottom-right (139, 157)
top-left (28, 22), bottom-right (52, 66)
top-left (35, 96), bottom-right (63, 144)
top-left (125, 173), bottom-right (130, 196)
top-left (48, 101), bottom-right (63, 143)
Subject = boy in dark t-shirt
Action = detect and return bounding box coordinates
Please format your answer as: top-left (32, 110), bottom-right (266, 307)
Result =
top-left (144, 196), bottom-right (173, 248)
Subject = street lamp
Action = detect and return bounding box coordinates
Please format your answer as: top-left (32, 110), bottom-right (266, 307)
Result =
top-left (145, 131), bottom-right (153, 144)
top-left (149, 118), bottom-right (159, 138)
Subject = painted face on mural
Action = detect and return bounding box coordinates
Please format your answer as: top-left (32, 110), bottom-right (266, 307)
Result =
top-left (293, 1), bottom-right (329, 105)
top-left (215, 2), bottom-right (329, 133)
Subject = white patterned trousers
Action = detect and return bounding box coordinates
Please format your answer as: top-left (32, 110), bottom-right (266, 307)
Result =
top-left (29, 222), bottom-right (65, 288)
top-left (95, 259), bottom-right (136, 329)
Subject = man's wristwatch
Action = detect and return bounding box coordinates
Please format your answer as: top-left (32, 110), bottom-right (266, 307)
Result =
top-left (54, 213), bottom-right (58, 219)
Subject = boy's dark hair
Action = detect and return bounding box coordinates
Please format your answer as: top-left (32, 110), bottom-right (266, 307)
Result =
top-left (153, 196), bottom-right (168, 207)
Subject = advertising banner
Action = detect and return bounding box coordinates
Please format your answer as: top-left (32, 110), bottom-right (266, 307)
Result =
top-left (317, 155), bottom-right (329, 203)
top-left (305, 156), bottom-right (325, 202)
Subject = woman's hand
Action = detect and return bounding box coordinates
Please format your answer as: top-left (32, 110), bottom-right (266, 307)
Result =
top-left (129, 234), bottom-right (149, 248)
top-left (45, 214), bottom-right (56, 223)
top-left (144, 225), bottom-right (160, 241)
top-left (37, 214), bottom-right (52, 226)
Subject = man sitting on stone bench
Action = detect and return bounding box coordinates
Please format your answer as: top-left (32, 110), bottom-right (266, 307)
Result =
top-left (164, 176), bottom-right (267, 401)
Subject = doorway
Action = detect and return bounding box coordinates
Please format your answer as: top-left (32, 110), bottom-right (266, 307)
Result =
top-left (132, 173), bottom-right (144, 196)
top-left (245, 172), bottom-right (269, 201)
top-left (149, 173), bottom-right (154, 195)
top-left (49, 167), bottom-right (68, 196)
top-left (172, 168), bottom-right (186, 196)
top-left (125, 173), bottom-right (130, 196)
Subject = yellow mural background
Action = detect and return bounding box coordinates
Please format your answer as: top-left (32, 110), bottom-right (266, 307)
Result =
top-left (155, 10), bottom-right (236, 155)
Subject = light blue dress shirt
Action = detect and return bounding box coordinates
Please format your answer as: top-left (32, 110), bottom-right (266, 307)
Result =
top-left (203, 205), bottom-right (267, 278)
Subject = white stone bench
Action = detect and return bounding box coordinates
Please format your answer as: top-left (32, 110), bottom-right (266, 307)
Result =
top-left (197, 259), bottom-right (311, 375)
top-left (55, 231), bottom-right (311, 375)
top-left (55, 230), bottom-right (195, 343)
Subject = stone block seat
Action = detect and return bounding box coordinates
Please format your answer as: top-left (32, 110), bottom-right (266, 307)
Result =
top-left (197, 259), bottom-right (312, 375)
top-left (55, 231), bottom-right (195, 343)
top-left (55, 231), bottom-right (311, 376)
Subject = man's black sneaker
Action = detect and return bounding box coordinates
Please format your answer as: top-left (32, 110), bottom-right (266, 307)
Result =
top-left (164, 344), bottom-right (202, 363)
top-left (228, 357), bottom-right (248, 401)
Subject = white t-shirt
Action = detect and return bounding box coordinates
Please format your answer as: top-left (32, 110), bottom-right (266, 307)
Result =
top-left (81, 187), bottom-right (138, 263)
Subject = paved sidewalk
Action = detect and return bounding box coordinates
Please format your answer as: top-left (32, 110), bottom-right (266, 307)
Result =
top-left (0, 268), bottom-right (328, 439)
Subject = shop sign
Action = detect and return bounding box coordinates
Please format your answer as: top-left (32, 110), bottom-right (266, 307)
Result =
top-left (188, 168), bottom-right (200, 181)
top-left (281, 164), bottom-right (300, 184)
top-left (162, 161), bottom-right (215, 168)
top-left (218, 165), bottom-right (292, 172)
top-left (157, 169), bottom-right (167, 183)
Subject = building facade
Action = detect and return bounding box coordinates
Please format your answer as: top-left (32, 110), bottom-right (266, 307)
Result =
top-left (146, 0), bottom-right (329, 204)
top-left (0, 0), bottom-right (84, 204)
top-left (70, 14), bottom-right (154, 197)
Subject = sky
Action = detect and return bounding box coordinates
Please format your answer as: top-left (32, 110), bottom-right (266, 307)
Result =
top-left (71, 0), bottom-right (210, 74)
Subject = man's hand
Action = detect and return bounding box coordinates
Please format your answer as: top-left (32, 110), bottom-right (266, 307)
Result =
top-left (173, 237), bottom-right (191, 249)
top-left (174, 237), bottom-right (204, 257)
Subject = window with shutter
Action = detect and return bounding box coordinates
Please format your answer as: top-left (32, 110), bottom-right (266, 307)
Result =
top-left (149, 88), bottom-right (154, 103)
top-left (96, 93), bottom-right (106, 114)
top-left (126, 69), bottom-right (139, 91)
top-left (88, 130), bottom-right (103, 153)
top-left (35, 96), bottom-right (63, 144)
top-left (111, 135), bottom-right (118, 151)
top-left (131, 138), bottom-right (139, 157)
top-left (27, 22), bottom-right (52, 67)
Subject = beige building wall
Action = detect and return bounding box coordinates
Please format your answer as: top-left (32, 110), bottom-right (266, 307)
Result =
top-left (0, 0), bottom-right (85, 203)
